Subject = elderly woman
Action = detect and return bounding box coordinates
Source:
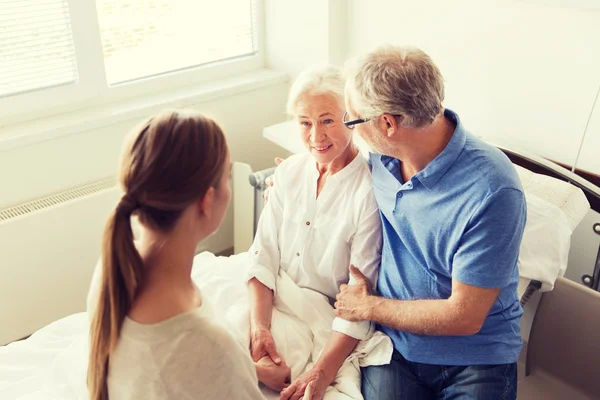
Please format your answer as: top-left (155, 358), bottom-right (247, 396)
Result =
top-left (247, 66), bottom-right (382, 399)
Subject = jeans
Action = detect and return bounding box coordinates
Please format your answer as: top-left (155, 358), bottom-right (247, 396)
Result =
top-left (362, 350), bottom-right (517, 400)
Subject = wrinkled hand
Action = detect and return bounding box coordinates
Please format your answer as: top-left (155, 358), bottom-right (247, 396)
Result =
top-left (334, 265), bottom-right (373, 322)
top-left (264, 157), bottom-right (284, 204)
top-left (256, 356), bottom-right (291, 392)
top-left (251, 325), bottom-right (282, 364)
top-left (280, 368), bottom-right (329, 400)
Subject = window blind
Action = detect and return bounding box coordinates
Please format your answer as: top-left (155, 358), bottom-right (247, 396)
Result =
top-left (0, 0), bottom-right (78, 98)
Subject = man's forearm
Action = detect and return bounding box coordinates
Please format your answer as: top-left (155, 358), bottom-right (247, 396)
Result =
top-left (313, 332), bottom-right (359, 381)
top-left (366, 296), bottom-right (481, 336)
top-left (248, 278), bottom-right (274, 329)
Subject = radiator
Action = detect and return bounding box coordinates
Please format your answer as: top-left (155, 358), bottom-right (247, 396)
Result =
top-left (248, 167), bottom-right (276, 237)
top-left (0, 160), bottom-right (268, 345)
top-left (0, 162), bottom-right (259, 345)
top-left (0, 179), bottom-right (120, 345)
top-left (232, 164), bottom-right (276, 253)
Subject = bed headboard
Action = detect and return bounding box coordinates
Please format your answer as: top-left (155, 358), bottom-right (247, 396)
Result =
top-left (494, 144), bottom-right (600, 292)
top-left (495, 144), bottom-right (600, 213)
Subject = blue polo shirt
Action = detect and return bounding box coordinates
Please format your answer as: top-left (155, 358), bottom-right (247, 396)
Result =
top-left (371, 109), bottom-right (526, 366)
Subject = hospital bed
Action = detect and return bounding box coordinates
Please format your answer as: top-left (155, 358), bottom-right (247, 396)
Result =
top-left (0, 144), bottom-right (599, 400)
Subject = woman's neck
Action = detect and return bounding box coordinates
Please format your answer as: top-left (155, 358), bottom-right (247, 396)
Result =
top-left (316, 142), bottom-right (359, 177)
top-left (315, 142), bottom-right (358, 198)
top-left (138, 229), bottom-right (197, 286)
top-left (128, 226), bottom-right (202, 323)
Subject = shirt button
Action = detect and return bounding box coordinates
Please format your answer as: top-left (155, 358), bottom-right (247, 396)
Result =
top-left (306, 221), bottom-right (310, 226)
top-left (296, 252), bottom-right (300, 256)
top-left (254, 250), bottom-right (258, 255)
top-left (397, 192), bottom-right (403, 198)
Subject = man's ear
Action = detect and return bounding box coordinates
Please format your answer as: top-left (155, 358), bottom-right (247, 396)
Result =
top-left (198, 187), bottom-right (215, 220)
top-left (381, 114), bottom-right (399, 138)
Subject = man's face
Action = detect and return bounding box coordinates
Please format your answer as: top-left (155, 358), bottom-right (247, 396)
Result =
top-left (344, 84), bottom-right (386, 155)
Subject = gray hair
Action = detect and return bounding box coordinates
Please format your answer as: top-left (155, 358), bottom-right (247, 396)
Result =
top-left (286, 65), bottom-right (345, 116)
top-left (345, 45), bottom-right (445, 128)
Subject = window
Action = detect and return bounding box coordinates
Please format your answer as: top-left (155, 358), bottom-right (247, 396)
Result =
top-left (1, 0), bottom-right (261, 124)
top-left (0, 0), bottom-right (78, 98)
top-left (96, 0), bottom-right (257, 85)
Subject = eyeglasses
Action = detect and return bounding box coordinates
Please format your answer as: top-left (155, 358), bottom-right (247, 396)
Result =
top-left (342, 112), bottom-right (370, 129)
top-left (342, 112), bottom-right (403, 129)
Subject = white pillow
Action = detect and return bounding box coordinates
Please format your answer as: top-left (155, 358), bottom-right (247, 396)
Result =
top-left (515, 165), bottom-right (589, 291)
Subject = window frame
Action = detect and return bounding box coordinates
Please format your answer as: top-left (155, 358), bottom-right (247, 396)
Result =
top-left (0, 0), bottom-right (265, 127)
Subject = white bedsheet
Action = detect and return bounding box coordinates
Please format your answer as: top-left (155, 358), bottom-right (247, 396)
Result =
top-left (0, 312), bottom-right (88, 400)
top-left (0, 252), bottom-right (392, 400)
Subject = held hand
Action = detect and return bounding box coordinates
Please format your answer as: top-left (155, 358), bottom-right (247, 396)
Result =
top-left (334, 265), bottom-right (373, 322)
top-left (250, 325), bottom-right (282, 364)
top-left (304, 381), bottom-right (316, 400)
top-left (279, 367), bottom-right (329, 400)
top-left (256, 356), bottom-right (291, 392)
top-left (264, 157), bottom-right (284, 204)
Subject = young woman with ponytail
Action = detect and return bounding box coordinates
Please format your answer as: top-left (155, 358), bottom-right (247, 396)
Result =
top-left (86, 110), bottom-right (265, 400)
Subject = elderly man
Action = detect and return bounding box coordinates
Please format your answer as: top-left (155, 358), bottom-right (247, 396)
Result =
top-left (332, 45), bottom-right (526, 400)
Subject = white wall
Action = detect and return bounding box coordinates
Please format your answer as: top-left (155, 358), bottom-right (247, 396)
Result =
top-left (575, 88), bottom-right (600, 174)
top-left (347, 0), bottom-right (600, 172)
top-left (0, 82), bottom-right (291, 254)
top-left (264, 0), bottom-right (349, 76)
top-left (345, 0), bottom-right (600, 285)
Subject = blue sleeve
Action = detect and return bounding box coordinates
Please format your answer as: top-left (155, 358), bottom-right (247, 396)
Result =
top-left (452, 188), bottom-right (526, 288)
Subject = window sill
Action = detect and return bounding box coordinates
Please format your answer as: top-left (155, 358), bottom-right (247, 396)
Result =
top-left (0, 69), bottom-right (289, 152)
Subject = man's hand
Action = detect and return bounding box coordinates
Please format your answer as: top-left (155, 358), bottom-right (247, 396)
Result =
top-left (264, 157), bottom-right (284, 203)
top-left (279, 367), bottom-right (329, 400)
top-left (256, 356), bottom-right (291, 392)
top-left (334, 265), bottom-right (374, 322)
top-left (250, 325), bottom-right (282, 364)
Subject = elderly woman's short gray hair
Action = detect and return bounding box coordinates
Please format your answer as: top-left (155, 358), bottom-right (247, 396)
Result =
top-left (286, 65), bottom-right (345, 116)
top-left (345, 45), bottom-right (445, 128)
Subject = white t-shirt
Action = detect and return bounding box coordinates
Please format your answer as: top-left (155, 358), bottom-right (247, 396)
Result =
top-left (247, 152), bottom-right (382, 340)
top-left (87, 266), bottom-right (264, 400)
top-left (107, 301), bottom-right (264, 400)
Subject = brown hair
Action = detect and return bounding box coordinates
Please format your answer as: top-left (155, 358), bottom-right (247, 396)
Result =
top-left (87, 110), bottom-right (228, 400)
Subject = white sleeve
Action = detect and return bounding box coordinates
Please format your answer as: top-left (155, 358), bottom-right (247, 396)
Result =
top-left (332, 194), bottom-right (382, 340)
top-left (245, 164), bottom-right (286, 293)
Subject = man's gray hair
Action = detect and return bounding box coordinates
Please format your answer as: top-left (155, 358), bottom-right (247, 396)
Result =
top-left (345, 45), bottom-right (445, 128)
top-left (286, 65), bottom-right (345, 116)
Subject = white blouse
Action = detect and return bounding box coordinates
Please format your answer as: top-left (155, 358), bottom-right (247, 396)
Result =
top-left (247, 152), bottom-right (382, 340)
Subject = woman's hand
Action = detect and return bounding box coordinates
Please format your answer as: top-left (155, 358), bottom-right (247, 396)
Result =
top-left (250, 325), bottom-right (282, 364)
top-left (256, 356), bottom-right (291, 392)
top-left (279, 367), bottom-right (330, 400)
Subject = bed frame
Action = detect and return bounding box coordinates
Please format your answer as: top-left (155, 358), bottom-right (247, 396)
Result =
top-left (245, 145), bottom-right (600, 293)
top-left (494, 144), bottom-right (600, 292)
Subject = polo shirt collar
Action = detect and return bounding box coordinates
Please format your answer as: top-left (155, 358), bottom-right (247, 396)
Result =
top-left (415, 109), bottom-right (466, 189)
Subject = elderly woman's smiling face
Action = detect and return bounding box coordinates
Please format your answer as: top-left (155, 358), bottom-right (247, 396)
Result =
top-left (295, 93), bottom-right (353, 165)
